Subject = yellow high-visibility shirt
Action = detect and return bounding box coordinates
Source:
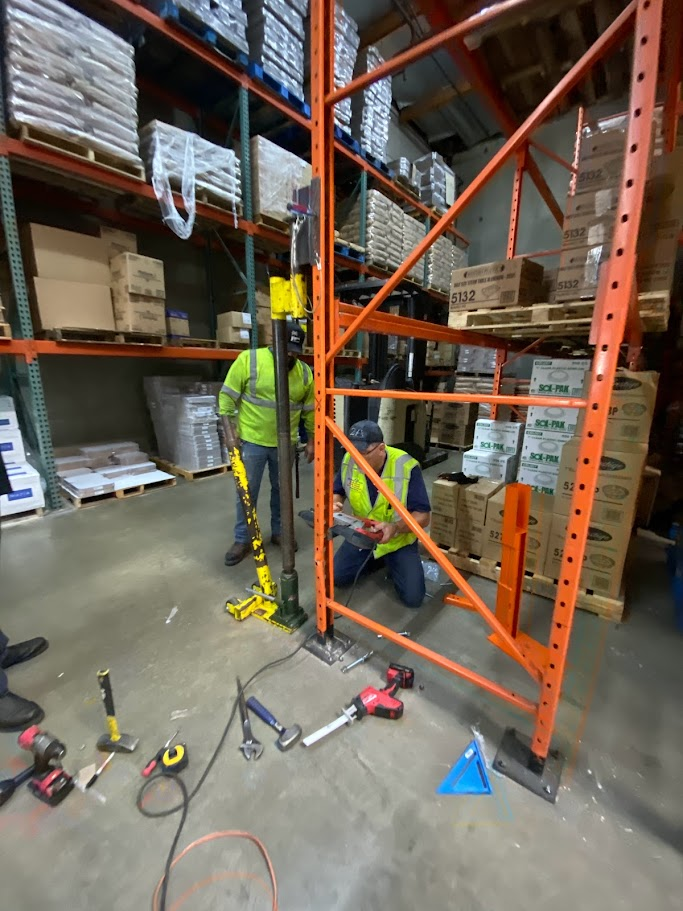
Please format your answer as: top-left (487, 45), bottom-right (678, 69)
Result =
top-left (219, 348), bottom-right (315, 446)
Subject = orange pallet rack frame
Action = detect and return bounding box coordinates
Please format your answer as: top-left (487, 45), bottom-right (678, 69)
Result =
top-left (309, 0), bottom-right (676, 800)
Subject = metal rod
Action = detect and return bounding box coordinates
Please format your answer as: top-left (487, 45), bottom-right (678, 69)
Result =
top-left (272, 319), bottom-right (296, 574)
top-left (327, 0), bottom-right (637, 360)
top-left (327, 388), bottom-right (586, 409)
top-left (507, 146), bottom-right (526, 259)
top-left (529, 140), bottom-right (577, 172)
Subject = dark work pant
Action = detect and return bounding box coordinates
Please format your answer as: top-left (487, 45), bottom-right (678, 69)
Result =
top-left (334, 540), bottom-right (426, 608)
top-left (0, 629), bottom-right (9, 696)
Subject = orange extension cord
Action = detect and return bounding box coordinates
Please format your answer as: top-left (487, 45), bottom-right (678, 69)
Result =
top-left (153, 831), bottom-right (278, 911)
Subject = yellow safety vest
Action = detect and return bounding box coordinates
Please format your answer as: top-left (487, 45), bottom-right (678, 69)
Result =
top-left (341, 446), bottom-right (418, 560)
top-left (219, 348), bottom-right (315, 446)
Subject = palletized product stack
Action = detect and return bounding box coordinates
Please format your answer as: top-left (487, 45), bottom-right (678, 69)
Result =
top-left (0, 395), bottom-right (45, 517)
top-left (251, 136), bottom-right (312, 224)
top-left (429, 476), bottom-right (504, 555)
top-left (330, 3), bottom-right (359, 130)
top-left (481, 488), bottom-right (554, 573)
top-left (462, 419), bottom-right (523, 483)
top-left (448, 258), bottom-right (545, 324)
top-left (544, 369), bottom-right (659, 598)
top-left (516, 357), bottom-right (591, 494)
top-left (144, 1), bottom-right (248, 55)
top-left (246, 0), bottom-right (306, 99)
top-left (402, 213), bottom-right (426, 282)
top-left (351, 45), bottom-right (392, 162)
top-left (144, 378), bottom-right (224, 471)
top-left (412, 153), bottom-right (456, 212)
top-left (431, 401), bottom-right (477, 449)
top-left (4, 0), bottom-right (142, 169)
top-left (338, 190), bottom-right (403, 270)
top-left (388, 157), bottom-right (419, 195)
top-left (140, 121), bottom-right (242, 213)
top-left (56, 440), bottom-right (174, 502)
top-left (457, 345), bottom-right (497, 375)
top-left (110, 252), bottom-right (166, 335)
top-left (452, 372), bottom-right (515, 421)
top-left (425, 235), bottom-right (456, 292)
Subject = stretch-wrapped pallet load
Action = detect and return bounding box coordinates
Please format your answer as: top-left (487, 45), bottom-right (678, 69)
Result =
top-left (144, 377), bottom-right (224, 471)
top-left (140, 120), bottom-right (242, 214)
top-left (338, 190), bottom-right (403, 270)
top-left (425, 235), bottom-right (455, 293)
top-left (402, 213), bottom-right (426, 282)
top-left (413, 152), bottom-right (456, 212)
top-left (388, 157), bottom-right (418, 194)
top-left (247, 0), bottom-right (306, 99)
top-left (351, 45), bottom-right (392, 162)
top-left (457, 345), bottom-right (497, 375)
top-left (144, 0), bottom-right (248, 55)
top-left (4, 0), bottom-right (142, 170)
top-left (251, 136), bottom-right (311, 224)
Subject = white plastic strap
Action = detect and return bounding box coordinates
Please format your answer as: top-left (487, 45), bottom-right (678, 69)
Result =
top-left (151, 130), bottom-right (196, 240)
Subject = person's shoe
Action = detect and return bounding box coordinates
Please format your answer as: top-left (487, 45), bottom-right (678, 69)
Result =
top-left (224, 543), bottom-right (251, 566)
top-left (1, 637), bottom-right (49, 670)
top-left (270, 535), bottom-right (298, 552)
top-left (0, 691), bottom-right (45, 731)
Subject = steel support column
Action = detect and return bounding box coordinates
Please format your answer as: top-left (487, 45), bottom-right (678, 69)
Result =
top-left (239, 87), bottom-right (258, 348)
top-left (507, 146), bottom-right (527, 259)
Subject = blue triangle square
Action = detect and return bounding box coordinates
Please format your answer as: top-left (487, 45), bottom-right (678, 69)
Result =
top-left (436, 739), bottom-right (492, 795)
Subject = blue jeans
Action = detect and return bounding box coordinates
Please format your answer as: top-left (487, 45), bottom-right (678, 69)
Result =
top-left (0, 629), bottom-right (9, 696)
top-left (334, 540), bottom-right (426, 608)
top-left (235, 442), bottom-right (281, 544)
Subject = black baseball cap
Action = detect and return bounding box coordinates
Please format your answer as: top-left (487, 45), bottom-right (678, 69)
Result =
top-left (348, 420), bottom-right (384, 452)
top-left (287, 320), bottom-right (305, 354)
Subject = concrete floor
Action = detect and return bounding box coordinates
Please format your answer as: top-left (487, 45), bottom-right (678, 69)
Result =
top-left (0, 455), bottom-right (681, 910)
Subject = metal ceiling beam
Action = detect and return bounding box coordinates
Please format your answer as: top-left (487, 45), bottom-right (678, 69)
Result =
top-left (398, 81), bottom-right (472, 123)
top-left (414, 0), bottom-right (565, 226)
top-left (359, 9), bottom-right (405, 48)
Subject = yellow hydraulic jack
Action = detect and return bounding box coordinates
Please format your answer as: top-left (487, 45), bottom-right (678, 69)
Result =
top-left (222, 273), bottom-right (308, 634)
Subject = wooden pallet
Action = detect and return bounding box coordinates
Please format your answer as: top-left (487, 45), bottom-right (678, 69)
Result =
top-left (151, 457), bottom-right (230, 480)
top-left (39, 327), bottom-right (165, 346)
top-left (436, 442), bottom-right (472, 452)
top-left (448, 292), bottom-right (670, 337)
top-left (447, 550), bottom-right (625, 622)
top-left (303, 346), bottom-right (361, 359)
top-left (115, 477), bottom-right (176, 499)
top-left (61, 489), bottom-right (117, 509)
top-left (17, 125), bottom-right (145, 181)
top-left (1, 506), bottom-right (45, 522)
top-left (254, 213), bottom-right (289, 234)
top-left (0, 323), bottom-right (11, 340)
top-left (167, 336), bottom-right (219, 349)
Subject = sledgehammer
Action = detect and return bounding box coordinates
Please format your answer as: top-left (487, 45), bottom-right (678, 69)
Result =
top-left (246, 697), bottom-right (302, 751)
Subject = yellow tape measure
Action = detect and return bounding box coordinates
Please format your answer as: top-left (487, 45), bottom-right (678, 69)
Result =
top-left (161, 743), bottom-right (188, 773)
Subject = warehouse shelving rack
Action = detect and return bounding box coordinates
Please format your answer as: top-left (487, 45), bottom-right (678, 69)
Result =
top-left (0, 0), bottom-right (473, 508)
top-left (310, 0), bottom-right (681, 797)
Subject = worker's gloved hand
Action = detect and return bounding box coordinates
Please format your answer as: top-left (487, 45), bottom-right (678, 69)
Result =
top-left (305, 440), bottom-right (314, 463)
top-left (368, 521), bottom-right (397, 544)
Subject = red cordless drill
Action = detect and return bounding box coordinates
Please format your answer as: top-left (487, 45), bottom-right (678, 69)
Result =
top-left (16, 726), bottom-right (74, 807)
top-left (302, 663), bottom-right (414, 747)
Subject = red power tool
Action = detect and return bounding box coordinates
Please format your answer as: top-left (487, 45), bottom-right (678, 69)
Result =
top-left (298, 509), bottom-right (383, 550)
top-left (17, 726), bottom-right (74, 806)
top-left (302, 663), bottom-right (414, 747)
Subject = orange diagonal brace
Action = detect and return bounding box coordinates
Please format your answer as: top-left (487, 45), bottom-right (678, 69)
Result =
top-left (326, 417), bottom-right (542, 682)
top-left (327, 0), bottom-right (637, 361)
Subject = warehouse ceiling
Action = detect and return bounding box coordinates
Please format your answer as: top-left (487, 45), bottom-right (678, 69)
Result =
top-left (346, 0), bottom-right (633, 155)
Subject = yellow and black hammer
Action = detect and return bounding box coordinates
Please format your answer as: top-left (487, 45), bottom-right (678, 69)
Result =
top-left (96, 670), bottom-right (139, 753)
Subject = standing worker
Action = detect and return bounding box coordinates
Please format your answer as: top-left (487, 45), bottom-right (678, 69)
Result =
top-left (220, 320), bottom-right (315, 567)
top-left (332, 421), bottom-right (431, 608)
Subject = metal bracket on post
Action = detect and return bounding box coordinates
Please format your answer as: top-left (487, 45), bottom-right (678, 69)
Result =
top-left (493, 728), bottom-right (564, 804)
top-left (304, 629), bottom-right (354, 665)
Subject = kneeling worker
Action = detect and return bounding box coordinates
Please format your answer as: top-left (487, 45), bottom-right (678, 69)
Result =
top-left (333, 421), bottom-right (430, 608)
top-left (220, 320), bottom-right (314, 566)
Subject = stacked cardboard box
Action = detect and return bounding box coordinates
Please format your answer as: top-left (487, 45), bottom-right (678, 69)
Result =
top-left (23, 223), bottom-right (114, 332)
top-left (457, 345), bottom-right (497, 375)
top-left (481, 488), bottom-right (553, 573)
top-left (326, 3), bottom-right (359, 130)
top-left (351, 46), bottom-right (392, 162)
top-left (451, 374), bottom-right (514, 421)
top-left (166, 309), bottom-right (190, 338)
top-left (425, 342), bottom-right (455, 368)
top-left (377, 398), bottom-right (427, 448)
top-left (425, 235), bottom-right (457, 292)
top-left (144, 377), bottom-right (224, 471)
top-left (543, 369), bottom-right (658, 597)
top-left (448, 258), bottom-right (544, 319)
top-left (251, 136), bottom-right (311, 224)
top-left (402, 213), bottom-right (426, 282)
top-left (412, 152), bottom-right (455, 213)
top-left (517, 357), bottom-right (591, 494)
top-left (462, 419), bottom-right (523, 482)
top-left (99, 227), bottom-right (137, 259)
top-left (55, 439), bottom-right (173, 500)
top-left (0, 396), bottom-right (45, 517)
top-left (431, 402), bottom-right (477, 448)
top-left (338, 190), bottom-right (404, 270)
top-left (110, 252), bottom-right (166, 335)
top-left (452, 479), bottom-right (505, 555)
top-left (217, 310), bottom-right (253, 347)
top-left (429, 478), bottom-right (461, 548)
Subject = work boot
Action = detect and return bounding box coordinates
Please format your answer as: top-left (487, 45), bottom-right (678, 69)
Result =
top-left (1, 636), bottom-right (49, 669)
top-left (0, 691), bottom-right (45, 731)
top-left (270, 535), bottom-right (298, 552)
top-left (224, 542), bottom-right (251, 566)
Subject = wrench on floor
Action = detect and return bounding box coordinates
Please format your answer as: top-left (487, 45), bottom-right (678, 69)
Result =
top-left (237, 677), bottom-right (263, 761)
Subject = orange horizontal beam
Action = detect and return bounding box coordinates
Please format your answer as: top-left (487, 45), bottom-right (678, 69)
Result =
top-left (328, 387), bottom-right (587, 408)
top-left (328, 0), bottom-right (542, 105)
top-left (329, 599), bottom-right (536, 714)
top-left (529, 140), bottom-right (577, 173)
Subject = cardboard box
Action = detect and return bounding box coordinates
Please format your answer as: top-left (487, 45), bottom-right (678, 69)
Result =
top-left (0, 429), bottom-right (26, 463)
top-left (449, 258), bottom-right (544, 311)
top-left (481, 488), bottom-right (553, 573)
top-left (462, 449), bottom-right (516, 482)
top-left (516, 461), bottom-right (560, 495)
top-left (525, 404), bottom-right (580, 434)
top-left (110, 252), bottom-right (165, 300)
top-left (99, 226), bottom-right (137, 258)
top-left (112, 291), bottom-right (165, 334)
top-left (453, 478), bottom-right (505, 554)
top-left (218, 324), bottom-right (251, 346)
top-left (555, 437), bottom-right (648, 526)
top-left (430, 479), bottom-right (461, 518)
top-left (577, 369), bottom-right (658, 444)
top-left (635, 465), bottom-right (660, 528)
top-left (574, 150), bottom-right (625, 195)
top-left (31, 278), bottom-right (115, 332)
top-left (561, 195), bottom-right (617, 252)
top-left (1, 462), bottom-right (44, 516)
top-left (259, 322), bottom-right (273, 345)
top-left (0, 396), bottom-right (18, 431)
top-left (23, 223), bottom-right (110, 284)
top-left (636, 216), bottom-right (681, 294)
top-left (521, 428), bottom-right (573, 467)
top-left (529, 358), bottom-right (591, 397)
top-left (473, 419), bottom-right (523, 455)
top-left (165, 309), bottom-right (190, 337)
top-left (544, 514), bottom-right (630, 598)
top-left (542, 267), bottom-right (558, 304)
top-left (579, 127), bottom-right (627, 163)
top-left (251, 136), bottom-right (312, 224)
top-left (555, 244), bottom-right (610, 301)
top-left (219, 311), bottom-right (253, 329)
top-left (430, 513), bottom-right (456, 548)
